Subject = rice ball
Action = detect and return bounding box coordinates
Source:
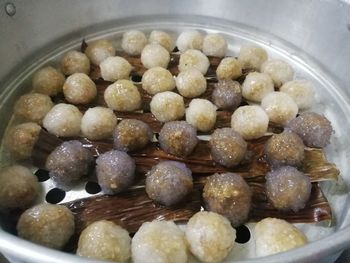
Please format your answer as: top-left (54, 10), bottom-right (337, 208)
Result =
top-left (242, 72), bottom-right (274, 102)
top-left (43, 103), bottom-right (82, 137)
top-left (150, 91), bottom-right (185, 122)
top-left (32, 66), bottom-right (65, 96)
top-left (176, 68), bottom-right (207, 98)
top-left (216, 57), bottom-right (242, 80)
top-left (60, 50), bottom-right (90, 75)
top-left (14, 93), bottom-right (53, 124)
top-left (100, 56), bottom-right (132, 82)
top-left (231, 105), bottom-right (269, 140)
top-left (186, 99), bottom-right (217, 132)
top-left (104, 79), bottom-right (141, 111)
top-left (142, 67), bottom-right (175, 95)
top-left (81, 107), bottom-right (117, 140)
top-left (261, 59), bottom-right (294, 87)
top-left (212, 80), bottom-right (242, 110)
top-left (238, 45), bottom-right (268, 70)
top-left (77, 220), bottom-right (131, 262)
top-left (186, 211), bottom-right (236, 263)
top-left (132, 221), bottom-right (188, 263)
top-left (280, 80), bottom-right (315, 109)
top-left (255, 218), bottom-right (307, 257)
top-left (121, 30), bottom-right (148, 56)
top-left (141, 44), bottom-right (170, 69)
top-left (178, 49), bottom-right (210, 75)
top-left (85, 39), bottom-right (115, 66)
top-left (62, 73), bottom-right (97, 104)
top-left (261, 92), bottom-right (298, 126)
top-left (149, 30), bottom-right (175, 52)
top-left (202, 33), bottom-right (228, 57)
top-left (176, 30), bottom-right (204, 52)
top-left (17, 204), bottom-right (75, 249)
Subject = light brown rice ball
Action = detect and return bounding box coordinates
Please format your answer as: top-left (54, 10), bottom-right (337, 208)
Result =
top-left (14, 93), bottom-right (53, 124)
top-left (202, 33), bottom-right (228, 57)
top-left (104, 80), bottom-right (141, 111)
top-left (85, 39), bottom-right (115, 66)
top-left (176, 68), bottom-right (207, 98)
top-left (32, 66), bottom-right (65, 96)
top-left (280, 80), bottom-right (315, 109)
top-left (261, 59), bottom-right (294, 87)
top-left (178, 49), bottom-right (210, 75)
top-left (216, 57), bottom-right (242, 80)
top-left (238, 45), bottom-right (268, 70)
top-left (150, 91), bottom-right (185, 122)
top-left (149, 30), bottom-right (175, 52)
top-left (60, 50), bottom-right (90, 75)
top-left (242, 72), bottom-right (274, 102)
top-left (142, 67), bottom-right (175, 95)
top-left (176, 30), bottom-right (204, 52)
top-left (121, 30), bottom-right (147, 56)
top-left (63, 73), bottom-right (97, 104)
top-left (100, 56), bottom-right (132, 82)
top-left (141, 44), bottom-right (170, 69)
top-left (43, 103), bottom-right (82, 137)
top-left (186, 99), bottom-right (217, 132)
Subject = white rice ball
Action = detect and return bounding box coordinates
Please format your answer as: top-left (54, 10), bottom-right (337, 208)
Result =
top-left (176, 30), bottom-right (204, 52)
top-left (231, 105), bottom-right (269, 140)
top-left (178, 49), bottom-right (210, 75)
top-left (150, 91), bottom-right (185, 122)
top-left (43, 103), bottom-right (82, 137)
top-left (85, 39), bottom-right (115, 66)
top-left (176, 68), bottom-right (207, 98)
top-left (261, 59), bottom-right (294, 87)
top-left (63, 73), bottom-right (97, 104)
top-left (77, 220), bottom-right (131, 262)
top-left (60, 50), bottom-right (90, 75)
top-left (186, 99), bottom-right (217, 132)
top-left (32, 66), bottom-right (65, 96)
top-left (255, 218), bottom-right (307, 257)
top-left (186, 211), bottom-right (236, 263)
top-left (280, 80), bottom-right (315, 109)
top-left (242, 72), bottom-right (274, 102)
top-left (81, 107), bottom-right (117, 140)
top-left (216, 57), bottom-right (242, 80)
top-left (121, 30), bottom-right (147, 56)
top-left (141, 44), bottom-right (170, 69)
top-left (149, 30), bottom-right (175, 52)
top-left (261, 91), bottom-right (298, 126)
top-left (142, 67), bottom-right (175, 95)
top-left (202, 33), bottom-right (228, 57)
top-left (104, 79), bottom-right (141, 111)
top-left (100, 56), bottom-right (132, 81)
top-left (238, 45), bottom-right (268, 70)
top-left (132, 221), bottom-right (188, 263)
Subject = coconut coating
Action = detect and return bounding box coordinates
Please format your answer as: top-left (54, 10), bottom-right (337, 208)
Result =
top-left (4, 122), bottom-right (41, 159)
top-left (146, 161), bottom-right (193, 206)
top-left (287, 112), bottom-right (333, 148)
top-left (242, 72), bottom-right (274, 102)
top-left (149, 30), bottom-right (175, 52)
top-left (176, 30), bottom-right (204, 52)
top-left (178, 49), bottom-right (210, 75)
top-left (186, 99), bottom-right (217, 132)
top-left (212, 80), bottom-right (242, 110)
top-left (60, 50), bottom-right (90, 75)
top-left (216, 57), bottom-right (242, 80)
top-left (14, 93), bottom-right (53, 124)
top-left (261, 91), bottom-right (298, 126)
top-left (176, 68), bottom-right (207, 98)
top-left (100, 56), bottom-right (132, 81)
top-left (43, 103), bottom-right (82, 137)
top-left (159, 121), bottom-right (198, 157)
top-left (266, 166), bottom-right (311, 212)
top-left (77, 220), bottom-right (131, 262)
top-left (141, 44), bottom-right (170, 69)
top-left (150, 91), bottom-right (185, 122)
top-left (0, 165), bottom-right (39, 210)
top-left (209, 128), bottom-right (247, 168)
top-left (255, 217), bottom-right (307, 257)
top-left (280, 80), bottom-right (315, 109)
top-left (96, 150), bottom-right (135, 194)
top-left (238, 45), bottom-right (268, 70)
top-left (32, 66), bottom-right (65, 96)
top-left (46, 140), bottom-right (93, 188)
top-left (85, 39), bottom-right (115, 66)
top-left (261, 59), bottom-right (294, 87)
top-left (63, 73), bottom-right (97, 104)
top-left (113, 119), bottom-right (153, 152)
top-left (231, 105), bottom-right (269, 140)
top-left (142, 67), bottom-right (175, 95)
top-left (186, 211), bottom-right (236, 263)
top-left (17, 204), bottom-right (75, 249)
top-left (264, 131), bottom-right (305, 167)
top-left (81, 107), bottom-right (117, 140)
top-left (202, 33), bottom-right (228, 57)
top-left (104, 80), bottom-right (141, 111)
top-left (203, 173), bottom-right (252, 227)
top-left (132, 221), bottom-right (188, 263)
top-left (121, 30), bottom-right (147, 56)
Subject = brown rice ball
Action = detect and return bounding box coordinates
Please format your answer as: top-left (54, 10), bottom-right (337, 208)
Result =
top-left (261, 59), bottom-right (294, 87)
top-left (186, 99), bottom-right (217, 132)
top-left (178, 49), bottom-right (210, 75)
top-left (32, 66), bottom-right (65, 96)
top-left (150, 91), bottom-right (185, 122)
top-left (202, 33), bottom-right (228, 57)
top-left (141, 67), bottom-right (175, 95)
top-left (141, 44), bottom-right (170, 69)
top-left (242, 72), bottom-right (274, 102)
top-left (63, 73), bottom-right (97, 104)
top-left (216, 57), bottom-right (242, 80)
top-left (238, 45), bottom-right (268, 70)
top-left (85, 39), bottom-right (115, 66)
top-left (176, 68), bottom-right (207, 98)
top-left (60, 50), bottom-right (90, 75)
top-left (149, 30), bottom-right (175, 52)
top-left (176, 30), bottom-right (204, 52)
top-left (280, 80), bottom-right (315, 109)
top-left (100, 56), bottom-right (132, 82)
top-left (212, 80), bottom-right (242, 110)
top-left (121, 30), bottom-right (147, 56)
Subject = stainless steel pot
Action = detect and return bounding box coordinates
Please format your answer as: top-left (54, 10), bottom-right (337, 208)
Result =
top-left (1, 0), bottom-right (350, 262)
